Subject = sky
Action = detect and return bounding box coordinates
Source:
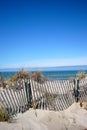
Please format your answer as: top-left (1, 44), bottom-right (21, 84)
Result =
top-left (0, 0), bottom-right (87, 69)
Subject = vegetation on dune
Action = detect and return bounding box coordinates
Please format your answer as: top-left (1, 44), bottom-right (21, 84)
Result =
top-left (0, 74), bottom-right (3, 87)
top-left (0, 107), bottom-right (11, 122)
top-left (69, 71), bottom-right (87, 83)
top-left (14, 70), bottom-right (45, 83)
top-left (6, 75), bottom-right (16, 87)
top-left (1, 70), bottom-right (87, 88)
top-left (0, 70), bottom-right (46, 88)
top-left (0, 73), bottom-right (6, 88)
top-left (31, 71), bottom-right (46, 83)
top-left (76, 72), bottom-right (86, 80)
top-left (14, 71), bottom-right (30, 80)
top-left (6, 71), bottom-right (30, 87)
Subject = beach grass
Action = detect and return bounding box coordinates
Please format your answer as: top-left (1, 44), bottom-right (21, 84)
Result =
top-left (0, 107), bottom-right (11, 122)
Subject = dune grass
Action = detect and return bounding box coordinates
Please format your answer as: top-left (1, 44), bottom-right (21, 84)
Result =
top-left (0, 107), bottom-right (11, 122)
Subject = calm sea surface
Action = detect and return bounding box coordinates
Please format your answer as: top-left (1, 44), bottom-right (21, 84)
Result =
top-left (1, 70), bottom-right (87, 80)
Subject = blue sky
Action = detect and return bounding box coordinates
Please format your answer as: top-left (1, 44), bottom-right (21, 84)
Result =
top-left (0, 0), bottom-right (87, 68)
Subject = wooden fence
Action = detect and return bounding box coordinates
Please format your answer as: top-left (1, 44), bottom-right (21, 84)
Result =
top-left (0, 78), bottom-right (87, 114)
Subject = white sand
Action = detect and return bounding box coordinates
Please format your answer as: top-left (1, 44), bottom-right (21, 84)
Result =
top-left (0, 102), bottom-right (87, 130)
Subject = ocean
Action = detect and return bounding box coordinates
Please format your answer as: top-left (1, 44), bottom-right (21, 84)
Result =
top-left (0, 70), bottom-right (87, 80)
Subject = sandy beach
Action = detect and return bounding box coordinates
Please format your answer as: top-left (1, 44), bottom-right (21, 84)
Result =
top-left (0, 102), bottom-right (87, 130)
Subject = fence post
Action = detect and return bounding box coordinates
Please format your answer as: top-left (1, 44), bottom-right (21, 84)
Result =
top-left (74, 79), bottom-right (79, 102)
top-left (25, 82), bottom-right (29, 107)
top-left (28, 82), bottom-right (32, 107)
top-left (25, 82), bottom-right (32, 108)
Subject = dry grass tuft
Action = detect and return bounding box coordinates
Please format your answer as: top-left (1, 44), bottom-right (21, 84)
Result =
top-left (76, 72), bottom-right (86, 80)
top-left (0, 107), bottom-right (11, 122)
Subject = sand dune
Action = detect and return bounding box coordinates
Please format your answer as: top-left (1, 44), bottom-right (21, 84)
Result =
top-left (0, 102), bottom-right (87, 130)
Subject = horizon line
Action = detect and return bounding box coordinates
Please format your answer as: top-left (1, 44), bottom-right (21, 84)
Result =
top-left (0, 65), bottom-right (87, 71)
